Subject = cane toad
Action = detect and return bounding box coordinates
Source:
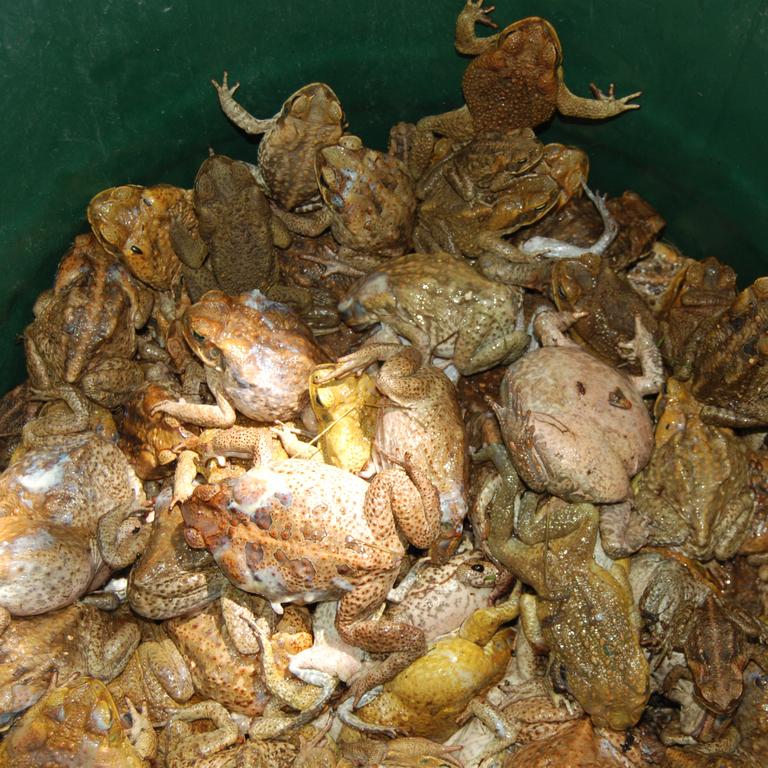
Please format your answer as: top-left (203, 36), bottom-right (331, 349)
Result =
top-left (118, 381), bottom-right (199, 481)
top-left (127, 489), bottom-right (228, 620)
top-left (152, 290), bottom-right (327, 427)
top-left (413, 133), bottom-right (561, 261)
top-left (169, 153), bottom-right (312, 310)
top-left (164, 700), bottom-right (298, 768)
top-left (417, 1), bottom-right (640, 138)
top-left (550, 252), bottom-right (658, 371)
top-left (682, 278), bottom-right (768, 427)
top-left (0, 603), bottom-right (140, 727)
top-left (307, 365), bottom-right (379, 473)
top-left (274, 136), bottom-right (417, 268)
top-left (343, 595), bottom-right (520, 740)
top-left (88, 183), bottom-right (190, 290)
top-left (212, 76), bottom-right (345, 211)
top-left (24, 233), bottom-right (149, 409)
top-left (0, 433), bottom-right (150, 617)
top-left (493, 311), bottom-right (662, 503)
top-left (658, 256), bottom-right (737, 374)
top-left (338, 251), bottom-right (530, 376)
top-left (485, 446), bottom-right (650, 730)
top-left (107, 621), bottom-right (195, 727)
top-left (317, 343), bottom-right (469, 559)
top-left (632, 379), bottom-right (755, 561)
top-left (0, 676), bottom-right (155, 767)
top-left (164, 586), bottom-right (276, 717)
top-left (180, 430), bottom-right (442, 699)
top-left (386, 548), bottom-right (500, 643)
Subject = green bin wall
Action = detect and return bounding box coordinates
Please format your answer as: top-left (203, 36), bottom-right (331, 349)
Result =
top-left (1, 0), bottom-right (767, 392)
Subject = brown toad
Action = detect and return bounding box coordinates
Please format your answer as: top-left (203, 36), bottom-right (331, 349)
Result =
top-left (0, 676), bottom-right (155, 767)
top-left (118, 381), bottom-right (199, 481)
top-left (0, 433), bottom-right (150, 617)
top-left (317, 343), bottom-right (469, 560)
top-left (338, 251), bottom-right (529, 376)
top-left (169, 153), bottom-right (313, 311)
top-left (212, 76), bottom-right (345, 211)
top-left (485, 446), bottom-right (650, 730)
top-left (274, 136), bottom-right (417, 271)
top-left (658, 256), bottom-right (738, 373)
top-left (88, 183), bottom-right (190, 290)
top-left (0, 603), bottom-right (140, 728)
top-left (127, 488), bottom-right (228, 620)
top-left (180, 430), bottom-right (442, 699)
top-left (631, 379), bottom-right (755, 561)
top-left (413, 131), bottom-right (561, 261)
top-left (24, 233), bottom-right (150, 409)
top-left (152, 290), bottom-right (327, 427)
top-left (164, 700), bottom-right (298, 768)
top-left (682, 278), bottom-right (768, 427)
top-left (550, 252), bottom-right (659, 371)
top-left (417, 1), bottom-right (640, 139)
top-left (107, 621), bottom-right (195, 727)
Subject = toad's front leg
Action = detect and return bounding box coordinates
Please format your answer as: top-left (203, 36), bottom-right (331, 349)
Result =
top-left (455, 0), bottom-right (500, 55)
top-left (336, 573), bottom-right (426, 705)
top-left (556, 80), bottom-right (641, 120)
top-left (211, 72), bottom-right (277, 136)
top-left (152, 375), bottom-right (236, 429)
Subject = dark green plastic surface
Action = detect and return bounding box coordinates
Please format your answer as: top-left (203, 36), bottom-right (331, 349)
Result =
top-left (1, 0), bottom-right (767, 392)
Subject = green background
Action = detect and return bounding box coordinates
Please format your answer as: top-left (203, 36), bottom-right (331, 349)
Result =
top-left (1, 0), bottom-right (767, 391)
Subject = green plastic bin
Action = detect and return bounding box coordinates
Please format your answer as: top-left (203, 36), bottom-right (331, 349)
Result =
top-left (1, 0), bottom-right (767, 393)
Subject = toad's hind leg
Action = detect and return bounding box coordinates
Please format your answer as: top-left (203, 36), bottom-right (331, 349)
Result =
top-left (336, 572), bottom-right (426, 704)
top-left (366, 458), bottom-right (440, 550)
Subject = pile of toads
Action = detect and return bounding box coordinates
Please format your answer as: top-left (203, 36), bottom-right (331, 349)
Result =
top-left (0, 2), bottom-right (766, 766)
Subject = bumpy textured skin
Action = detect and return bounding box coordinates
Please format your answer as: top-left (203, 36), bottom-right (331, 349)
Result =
top-left (119, 382), bottom-right (199, 480)
top-left (385, 550), bottom-right (499, 643)
top-left (338, 251), bottom-right (529, 376)
top-left (463, 17), bottom-right (562, 132)
top-left (88, 183), bottom-right (189, 290)
top-left (273, 138), bottom-right (417, 271)
top-left (658, 256), bottom-right (737, 372)
top-left (24, 233), bottom-right (147, 408)
top-left (164, 700), bottom-right (298, 768)
top-left (0, 433), bottom-right (148, 616)
top-left (0, 604), bottom-right (140, 725)
top-left (214, 78), bottom-right (345, 212)
top-left (0, 676), bottom-right (151, 768)
top-left (551, 252), bottom-right (659, 372)
top-left (323, 343), bottom-right (468, 558)
top-left (318, 142), bottom-right (416, 255)
top-left (497, 345), bottom-right (654, 502)
top-left (354, 597), bottom-right (519, 740)
top-left (634, 380), bottom-right (755, 561)
top-left (181, 442), bottom-right (441, 695)
top-left (165, 589), bottom-right (273, 717)
top-left (685, 278), bottom-right (768, 426)
top-left (107, 622), bottom-right (195, 728)
top-left (487, 479), bottom-right (650, 731)
top-left (127, 494), bottom-right (227, 620)
top-left (153, 290), bottom-right (327, 426)
top-left (414, 132), bottom-right (561, 261)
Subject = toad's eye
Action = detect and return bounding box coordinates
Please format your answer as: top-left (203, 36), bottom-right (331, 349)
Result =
top-left (192, 330), bottom-right (206, 342)
top-left (130, 245), bottom-right (144, 255)
top-left (557, 285), bottom-right (567, 300)
top-left (471, 563), bottom-right (485, 573)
